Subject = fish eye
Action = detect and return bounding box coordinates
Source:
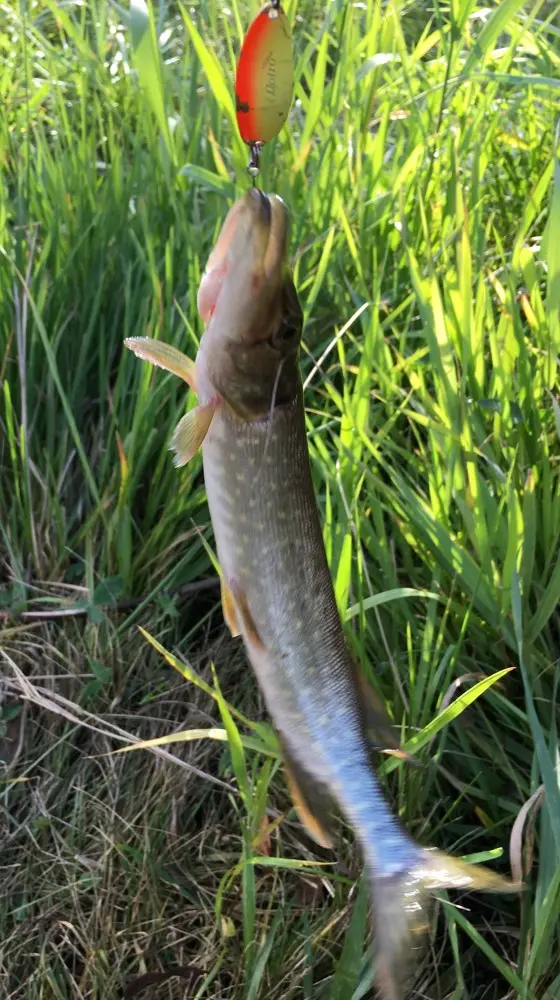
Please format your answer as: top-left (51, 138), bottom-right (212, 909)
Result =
top-left (270, 318), bottom-right (300, 349)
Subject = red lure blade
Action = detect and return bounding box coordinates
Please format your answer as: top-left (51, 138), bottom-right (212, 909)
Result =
top-left (235, 1), bottom-right (293, 148)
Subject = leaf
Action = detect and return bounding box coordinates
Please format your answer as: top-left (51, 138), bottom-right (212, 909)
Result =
top-left (221, 915), bottom-right (236, 938)
top-left (379, 668), bottom-right (514, 775)
top-left (356, 52), bottom-right (400, 82)
top-left (180, 5), bottom-right (245, 164)
top-left (526, 861), bottom-right (560, 983)
top-left (462, 0), bottom-right (528, 74)
top-left (0, 704), bottom-right (22, 723)
top-left (509, 785), bottom-right (545, 884)
top-left (0, 583), bottom-right (27, 611)
top-left (334, 531), bottom-right (353, 617)
top-left (179, 164), bottom-right (236, 197)
top-left (106, 726), bottom-right (275, 758)
top-left (447, 905), bottom-right (537, 998)
top-left (327, 876), bottom-right (369, 1000)
top-left (245, 916), bottom-right (281, 1000)
top-left (212, 666), bottom-right (249, 802)
top-left (86, 603), bottom-right (105, 624)
top-left (130, 0), bottom-right (173, 156)
top-left (511, 571), bottom-right (560, 858)
top-left (545, 122), bottom-right (560, 359)
top-left (552, 395), bottom-right (560, 443)
top-left (526, 551), bottom-right (560, 643)
top-left (93, 575), bottom-right (124, 606)
top-left (137, 627), bottom-right (273, 742)
top-left (298, 26), bottom-right (329, 159)
top-left (345, 588), bottom-right (439, 621)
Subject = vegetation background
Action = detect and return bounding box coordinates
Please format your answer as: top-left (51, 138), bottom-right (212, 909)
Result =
top-left (1, 0), bottom-right (559, 997)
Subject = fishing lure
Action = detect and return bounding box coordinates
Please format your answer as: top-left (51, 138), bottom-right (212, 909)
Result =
top-left (234, 0), bottom-right (293, 180)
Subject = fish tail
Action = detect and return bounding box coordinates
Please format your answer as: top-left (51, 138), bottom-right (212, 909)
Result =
top-left (366, 845), bottom-right (521, 1000)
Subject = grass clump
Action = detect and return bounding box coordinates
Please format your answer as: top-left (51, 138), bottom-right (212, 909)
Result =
top-left (1, 0), bottom-right (559, 997)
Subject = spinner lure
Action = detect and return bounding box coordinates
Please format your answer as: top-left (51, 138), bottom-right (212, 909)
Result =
top-left (234, 1), bottom-right (294, 180)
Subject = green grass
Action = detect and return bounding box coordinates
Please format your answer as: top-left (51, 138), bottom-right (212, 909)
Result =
top-left (1, 0), bottom-right (560, 996)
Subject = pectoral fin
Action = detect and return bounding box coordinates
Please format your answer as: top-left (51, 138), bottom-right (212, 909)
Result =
top-left (278, 736), bottom-right (335, 850)
top-left (170, 402), bottom-right (216, 467)
top-left (124, 337), bottom-right (197, 390)
top-left (221, 578), bottom-right (241, 638)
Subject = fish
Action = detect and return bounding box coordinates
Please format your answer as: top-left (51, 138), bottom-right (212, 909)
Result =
top-left (125, 189), bottom-right (520, 999)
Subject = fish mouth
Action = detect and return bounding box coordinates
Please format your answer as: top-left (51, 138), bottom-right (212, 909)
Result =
top-left (251, 187), bottom-right (272, 227)
top-left (249, 189), bottom-right (288, 281)
top-left (197, 190), bottom-right (289, 323)
top-left (197, 188), bottom-right (301, 419)
top-left (215, 188), bottom-right (287, 278)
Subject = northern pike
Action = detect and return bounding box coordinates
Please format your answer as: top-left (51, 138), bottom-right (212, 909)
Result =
top-left (125, 189), bottom-right (519, 999)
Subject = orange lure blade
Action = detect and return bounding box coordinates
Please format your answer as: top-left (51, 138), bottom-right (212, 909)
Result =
top-left (235, 1), bottom-right (293, 147)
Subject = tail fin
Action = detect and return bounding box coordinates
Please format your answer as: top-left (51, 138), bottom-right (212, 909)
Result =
top-left (369, 848), bottom-right (522, 1000)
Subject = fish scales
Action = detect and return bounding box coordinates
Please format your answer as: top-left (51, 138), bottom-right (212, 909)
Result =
top-left (203, 387), bottom-right (370, 762)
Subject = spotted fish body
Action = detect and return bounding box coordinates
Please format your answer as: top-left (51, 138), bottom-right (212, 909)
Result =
top-left (199, 383), bottom-right (410, 861)
top-left (125, 190), bottom-right (520, 1000)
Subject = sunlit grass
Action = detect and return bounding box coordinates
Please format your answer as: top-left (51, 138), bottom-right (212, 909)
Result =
top-left (1, 0), bottom-right (559, 996)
